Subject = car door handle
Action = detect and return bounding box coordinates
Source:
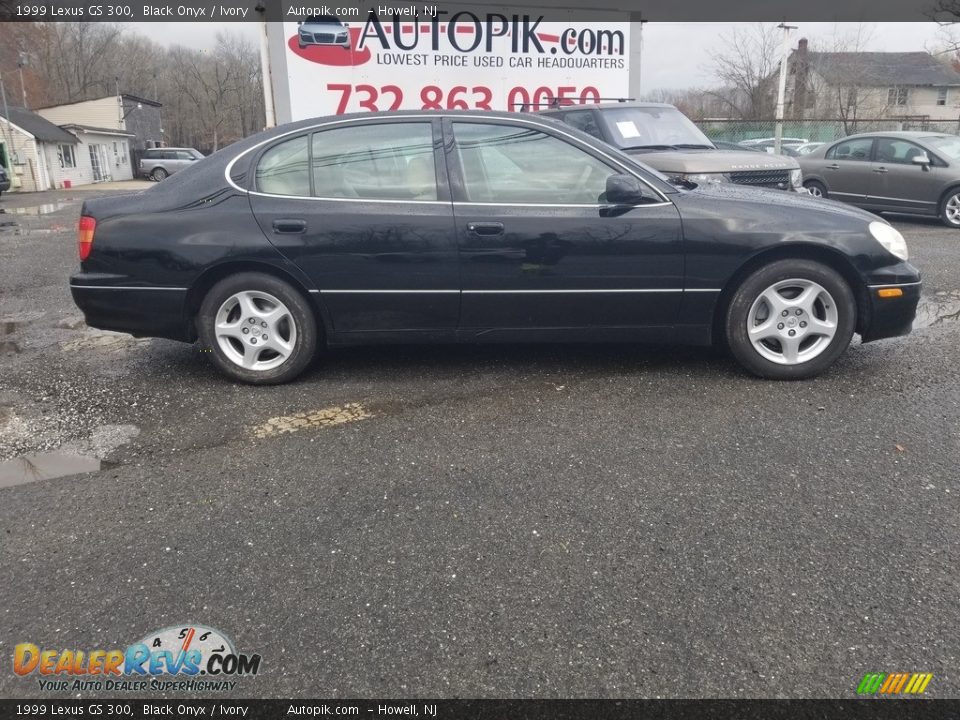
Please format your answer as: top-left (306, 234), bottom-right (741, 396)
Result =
top-left (873, 167), bottom-right (888, 173)
top-left (272, 218), bottom-right (307, 234)
top-left (466, 222), bottom-right (504, 236)
top-left (825, 164), bottom-right (840, 170)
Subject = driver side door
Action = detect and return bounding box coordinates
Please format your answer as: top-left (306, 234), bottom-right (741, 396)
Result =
top-left (444, 118), bottom-right (684, 337)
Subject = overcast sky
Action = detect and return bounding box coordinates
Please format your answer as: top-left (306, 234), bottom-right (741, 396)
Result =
top-left (136, 21), bottom-right (953, 93)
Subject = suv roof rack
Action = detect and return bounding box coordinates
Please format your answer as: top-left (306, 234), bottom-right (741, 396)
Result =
top-left (511, 97), bottom-right (635, 112)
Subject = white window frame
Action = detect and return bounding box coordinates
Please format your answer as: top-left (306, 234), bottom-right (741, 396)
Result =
top-left (888, 87), bottom-right (909, 106)
top-left (937, 88), bottom-right (948, 106)
top-left (58, 144), bottom-right (76, 169)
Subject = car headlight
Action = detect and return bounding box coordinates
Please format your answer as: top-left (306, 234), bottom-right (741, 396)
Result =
top-left (790, 168), bottom-right (802, 189)
top-left (337, 32), bottom-right (348, 40)
top-left (676, 172), bottom-right (732, 185)
top-left (869, 221), bottom-right (909, 261)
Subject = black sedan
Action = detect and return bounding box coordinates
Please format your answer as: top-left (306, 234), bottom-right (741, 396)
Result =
top-left (70, 111), bottom-right (921, 384)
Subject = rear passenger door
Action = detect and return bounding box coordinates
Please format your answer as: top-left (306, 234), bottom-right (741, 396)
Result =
top-left (820, 137), bottom-right (875, 203)
top-left (248, 119), bottom-right (461, 334)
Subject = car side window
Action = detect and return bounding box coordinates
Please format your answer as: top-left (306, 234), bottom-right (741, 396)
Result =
top-left (176, 151), bottom-right (195, 161)
top-left (875, 138), bottom-right (928, 165)
top-left (452, 122), bottom-right (617, 204)
top-left (826, 138), bottom-right (873, 162)
top-left (256, 135), bottom-right (311, 196)
top-left (311, 123), bottom-right (436, 201)
top-left (562, 110), bottom-right (603, 141)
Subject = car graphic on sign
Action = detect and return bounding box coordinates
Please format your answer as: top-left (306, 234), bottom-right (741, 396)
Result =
top-left (298, 15), bottom-right (350, 50)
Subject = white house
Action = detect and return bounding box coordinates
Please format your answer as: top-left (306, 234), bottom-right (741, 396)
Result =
top-left (55, 124), bottom-right (136, 185)
top-left (0, 106), bottom-right (78, 193)
top-left (788, 39), bottom-right (960, 122)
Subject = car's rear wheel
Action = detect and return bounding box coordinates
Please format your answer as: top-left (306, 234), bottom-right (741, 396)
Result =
top-left (197, 273), bottom-right (318, 384)
top-left (938, 188), bottom-right (960, 228)
top-left (804, 180), bottom-right (827, 198)
top-left (151, 167), bottom-right (168, 181)
top-left (725, 259), bottom-right (856, 380)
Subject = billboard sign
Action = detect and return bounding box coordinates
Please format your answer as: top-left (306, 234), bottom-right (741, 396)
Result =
top-left (276, 9), bottom-right (630, 120)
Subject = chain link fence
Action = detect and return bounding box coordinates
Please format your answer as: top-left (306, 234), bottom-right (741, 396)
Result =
top-left (693, 118), bottom-right (960, 145)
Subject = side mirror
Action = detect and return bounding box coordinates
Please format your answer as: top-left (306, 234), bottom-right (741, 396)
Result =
top-left (912, 153), bottom-right (931, 167)
top-left (605, 174), bottom-right (645, 205)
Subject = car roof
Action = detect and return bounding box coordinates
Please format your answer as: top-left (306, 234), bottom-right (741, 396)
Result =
top-left (833, 131), bottom-right (950, 140)
top-left (541, 102), bottom-right (676, 113)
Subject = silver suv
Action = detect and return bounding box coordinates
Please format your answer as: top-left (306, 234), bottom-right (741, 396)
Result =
top-left (541, 103), bottom-right (804, 192)
top-left (140, 147), bottom-right (204, 181)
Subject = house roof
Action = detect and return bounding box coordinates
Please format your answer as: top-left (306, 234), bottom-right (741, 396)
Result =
top-left (804, 51), bottom-right (960, 87)
top-left (59, 123), bottom-right (136, 137)
top-left (0, 106), bottom-right (78, 144)
top-left (121, 94), bottom-right (162, 108)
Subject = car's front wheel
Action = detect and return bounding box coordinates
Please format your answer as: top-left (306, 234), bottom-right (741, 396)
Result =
top-left (804, 180), bottom-right (827, 198)
top-left (725, 259), bottom-right (856, 380)
top-left (938, 188), bottom-right (960, 228)
top-left (197, 273), bottom-right (318, 384)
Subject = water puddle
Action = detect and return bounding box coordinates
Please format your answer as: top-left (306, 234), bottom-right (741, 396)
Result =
top-left (0, 452), bottom-right (106, 489)
top-left (914, 290), bottom-right (960, 329)
top-left (0, 340), bottom-right (21, 355)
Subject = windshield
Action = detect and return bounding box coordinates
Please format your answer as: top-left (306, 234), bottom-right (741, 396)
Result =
top-left (598, 107), bottom-right (715, 150)
top-left (923, 136), bottom-right (960, 161)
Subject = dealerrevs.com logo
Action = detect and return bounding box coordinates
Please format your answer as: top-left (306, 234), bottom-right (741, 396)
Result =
top-left (13, 624), bottom-right (261, 693)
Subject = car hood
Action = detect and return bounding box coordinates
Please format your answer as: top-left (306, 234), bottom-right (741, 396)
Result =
top-left (624, 148), bottom-right (799, 173)
top-left (676, 181), bottom-right (881, 224)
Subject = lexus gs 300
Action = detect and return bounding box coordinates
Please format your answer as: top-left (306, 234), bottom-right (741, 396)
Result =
top-left (70, 111), bottom-right (921, 384)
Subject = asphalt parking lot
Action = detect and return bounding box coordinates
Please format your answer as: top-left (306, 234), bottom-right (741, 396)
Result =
top-left (1, 187), bottom-right (958, 699)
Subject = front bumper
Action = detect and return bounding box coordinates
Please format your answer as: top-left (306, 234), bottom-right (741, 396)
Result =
top-left (70, 273), bottom-right (192, 342)
top-left (860, 279), bottom-right (922, 343)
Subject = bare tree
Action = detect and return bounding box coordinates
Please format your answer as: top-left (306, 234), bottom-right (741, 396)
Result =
top-left (706, 23), bottom-right (781, 120)
top-left (10, 22), bottom-right (263, 152)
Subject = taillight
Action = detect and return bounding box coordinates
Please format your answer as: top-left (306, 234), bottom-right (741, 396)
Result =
top-left (78, 216), bottom-right (96, 261)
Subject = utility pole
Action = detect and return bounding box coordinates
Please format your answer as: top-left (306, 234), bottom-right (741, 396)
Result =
top-left (0, 73), bottom-right (13, 168)
top-left (774, 22), bottom-right (797, 155)
top-left (17, 52), bottom-right (29, 109)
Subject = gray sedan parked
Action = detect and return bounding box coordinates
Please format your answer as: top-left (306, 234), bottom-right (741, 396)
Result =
top-left (800, 131), bottom-right (960, 228)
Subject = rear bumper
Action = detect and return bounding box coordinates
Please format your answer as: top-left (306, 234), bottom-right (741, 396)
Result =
top-left (860, 280), bottom-right (922, 343)
top-left (70, 274), bottom-right (192, 342)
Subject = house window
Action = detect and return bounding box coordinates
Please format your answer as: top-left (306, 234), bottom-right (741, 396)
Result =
top-left (937, 88), bottom-right (949, 106)
top-left (888, 87), bottom-right (909, 106)
top-left (58, 144), bottom-right (76, 169)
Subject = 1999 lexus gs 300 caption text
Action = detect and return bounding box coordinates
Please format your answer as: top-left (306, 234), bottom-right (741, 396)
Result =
top-left (70, 111), bottom-right (921, 384)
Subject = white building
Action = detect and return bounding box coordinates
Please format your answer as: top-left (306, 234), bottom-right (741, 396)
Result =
top-left (56, 124), bottom-right (136, 185)
top-left (788, 39), bottom-right (960, 123)
top-left (0, 106), bottom-right (78, 193)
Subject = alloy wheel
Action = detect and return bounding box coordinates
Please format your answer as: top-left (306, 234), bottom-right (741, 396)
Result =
top-left (214, 290), bottom-right (297, 371)
top-left (746, 278), bottom-right (839, 365)
top-left (945, 193), bottom-right (960, 225)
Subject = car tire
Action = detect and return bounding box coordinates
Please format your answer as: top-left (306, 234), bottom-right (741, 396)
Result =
top-left (804, 180), bottom-right (827, 199)
top-left (938, 187), bottom-right (960, 228)
top-left (725, 259), bottom-right (856, 380)
top-left (197, 272), bottom-right (318, 385)
top-left (151, 168), bottom-right (168, 182)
